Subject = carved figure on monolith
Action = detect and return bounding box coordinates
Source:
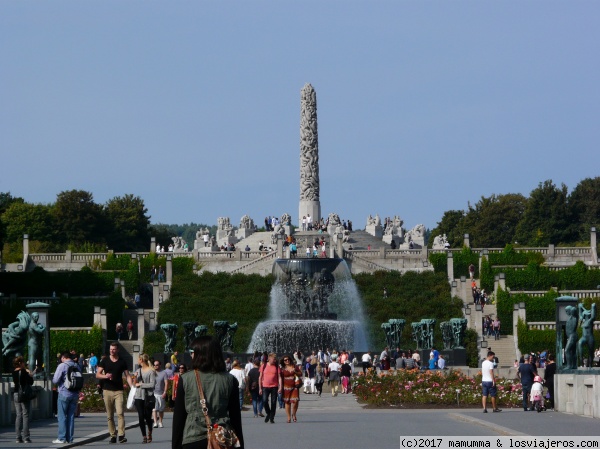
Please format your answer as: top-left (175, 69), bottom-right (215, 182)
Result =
top-left (160, 324), bottom-right (178, 353)
top-left (2, 311), bottom-right (30, 358)
top-left (577, 303), bottom-right (596, 368)
top-left (182, 322), bottom-right (198, 352)
top-left (28, 312), bottom-right (46, 371)
top-left (564, 305), bottom-right (578, 369)
top-left (299, 83), bottom-right (321, 224)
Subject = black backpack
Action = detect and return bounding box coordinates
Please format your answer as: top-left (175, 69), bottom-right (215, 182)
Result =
top-left (64, 364), bottom-right (84, 391)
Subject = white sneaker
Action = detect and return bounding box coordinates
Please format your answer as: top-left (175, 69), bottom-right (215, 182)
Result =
top-left (158, 422), bottom-right (164, 428)
top-left (153, 423), bottom-right (158, 428)
top-left (52, 439), bottom-right (66, 444)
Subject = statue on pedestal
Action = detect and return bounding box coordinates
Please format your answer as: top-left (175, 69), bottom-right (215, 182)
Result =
top-left (440, 321), bottom-right (453, 350)
top-left (160, 324), bottom-right (178, 354)
top-left (182, 322), bottom-right (199, 352)
top-left (449, 318), bottom-right (468, 348)
top-left (381, 319), bottom-right (406, 349)
top-left (214, 321), bottom-right (238, 352)
top-left (577, 303), bottom-right (596, 368)
top-left (419, 319), bottom-right (436, 350)
top-left (564, 305), bottom-right (578, 369)
top-left (411, 322), bottom-right (422, 350)
top-left (2, 311), bottom-right (30, 358)
top-left (28, 312), bottom-right (46, 372)
top-left (194, 325), bottom-right (208, 338)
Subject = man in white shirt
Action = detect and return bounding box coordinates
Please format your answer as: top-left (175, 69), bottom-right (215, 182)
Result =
top-left (361, 352), bottom-right (372, 374)
top-left (244, 357), bottom-right (254, 377)
top-left (482, 351), bottom-right (501, 413)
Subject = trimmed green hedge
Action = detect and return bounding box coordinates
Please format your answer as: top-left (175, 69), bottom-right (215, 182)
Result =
top-left (49, 325), bottom-right (104, 371)
top-left (429, 247), bottom-right (479, 279)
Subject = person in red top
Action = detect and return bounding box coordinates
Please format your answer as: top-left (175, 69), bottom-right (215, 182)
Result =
top-left (258, 353), bottom-right (282, 423)
top-left (126, 321), bottom-right (134, 340)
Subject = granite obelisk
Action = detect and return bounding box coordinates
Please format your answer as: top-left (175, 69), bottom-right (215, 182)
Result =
top-left (299, 83), bottom-right (321, 227)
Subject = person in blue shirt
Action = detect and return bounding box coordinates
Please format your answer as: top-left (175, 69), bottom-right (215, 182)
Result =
top-left (52, 352), bottom-right (81, 444)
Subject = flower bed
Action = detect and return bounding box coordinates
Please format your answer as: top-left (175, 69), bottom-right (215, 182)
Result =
top-left (352, 369), bottom-right (523, 408)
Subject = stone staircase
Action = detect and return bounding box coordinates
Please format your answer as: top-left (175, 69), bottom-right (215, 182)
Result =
top-left (342, 230), bottom-right (389, 250)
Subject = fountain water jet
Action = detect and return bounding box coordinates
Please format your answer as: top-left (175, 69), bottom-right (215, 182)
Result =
top-left (247, 258), bottom-right (369, 354)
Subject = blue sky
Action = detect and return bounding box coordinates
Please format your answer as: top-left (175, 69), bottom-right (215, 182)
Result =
top-left (2, 1), bottom-right (599, 231)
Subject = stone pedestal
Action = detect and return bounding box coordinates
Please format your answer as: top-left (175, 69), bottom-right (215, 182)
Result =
top-left (382, 234), bottom-right (401, 246)
top-left (299, 200), bottom-right (321, 229)
top-left (283, 225), bottom-right (294, 237)
top-left (216, 232), bottom-right (237, 246)
top-left (236, 228), bottom-right (254, 240)
top-left (366, 224), bottom-right (383, 238)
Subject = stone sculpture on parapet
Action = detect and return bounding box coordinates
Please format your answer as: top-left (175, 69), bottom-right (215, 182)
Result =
top-left (577, 303), bottom-right (596, 368)
top-left (381, 319), bottom-right (406, 349)
top-left (171, 236), bottom-right (188, 252)
top-left (440, 321), bottom-right (453, 350)
top-left (401, 224), bottom-right (426, 249)
top-left (383, 215), bottom-right (404, 246)
top-left (216, 217), bottom-right (236, 246)
top-left (432, 233), bottom-right (449, 249)
top-left (280, 213), bottom-right (294, 236)
top-left (326, 212), bottom-right (341, 236)
top-left (299, 83), bottom-right (321, 226)
top-left (366, 214), bottom-right (383, 238)
top-left (160, 323), bottom-right (178, 353)
top-left (411, 322), bottom-right (422, 350)
top-left (236, 215), bottom-right (255, 239)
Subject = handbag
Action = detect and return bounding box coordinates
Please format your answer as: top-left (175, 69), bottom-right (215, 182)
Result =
top-left (294, 375), bottom-right (302, 388)
top-left (18, 384), bottom-right (37, 403)
top-left (145, 392), bottom-right (156, 410)
top-left (126, 386), bottom-right (137, 410)
top-left (194, 371), bottom-right (240, 449)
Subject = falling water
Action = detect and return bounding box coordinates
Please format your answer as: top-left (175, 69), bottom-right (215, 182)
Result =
top-left (247, 258), bottom-right (369, 354)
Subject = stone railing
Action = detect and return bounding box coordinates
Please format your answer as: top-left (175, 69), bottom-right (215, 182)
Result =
top-left (229, 251), bottom-right (277, 274)
top-left (528, 321), bottom-right (600, 331)
top-left (509, 290), bottom-right (600, 299)
top-left (345, 251), bottom-right (391, 272)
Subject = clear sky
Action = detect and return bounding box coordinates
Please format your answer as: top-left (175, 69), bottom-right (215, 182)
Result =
top-left (2, 1), bottom-right (599, 231)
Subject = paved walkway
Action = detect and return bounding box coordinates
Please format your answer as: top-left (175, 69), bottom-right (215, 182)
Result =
top-left (1, 391), bottom-right (599, 449)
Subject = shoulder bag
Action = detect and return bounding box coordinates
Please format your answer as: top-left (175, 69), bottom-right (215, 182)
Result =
top-left (194, 371), bottom-right (240, 449)
top-left (141, 369), bottom-right (156, 410)
top-left (18, 384), bottom-right (37, 402)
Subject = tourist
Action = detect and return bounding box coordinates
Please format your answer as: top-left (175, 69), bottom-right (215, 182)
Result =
top-left (492, 317), bottom-right (501, 340)
top-left (341, 360), bottom-right (352, 393)
top-left (328, 355), bottom-right (341, 396)
top-left (150, 265), bottom-right (156, 281)
top-left (315, 364), bottom-right (325, 396)
top-left (53, 351), bottom-right (81, 444)
top-left (89, 352), bottom-right (98, 374)
top-left (412, 350), bottom-right (421, 368)
top-left (164, 362), bottom-right (174, 380)
top-left (13, 356), bottom-right (34, 444)
top-left (152, 360), bottom-right (169, 428)
top-left (380, 346), bottom-right (390, 371)
top-left (171, 351), bottom-right (179, 367)
top-left (247, 359), bottom-right (264, 418)
top-left (259, 352), bottom-right (282, 423)
top-left (172, 336), bottom-right (244, 448)
top-left (438, 355), bottom-right (446, 370)
top-left (171, 364), bottom-right (186, 406)
top-left (469, 263), bottom-right (475, 280)
top-left (127, 320), bottom-right (134, 340)
top-left (481, 351), bottom-right (501, 413)
top-left (115, 323), bottom-right (123, 341)
top-left (134, 292), bottom-right (141, 308)
top-left (133, 354), bottom-right (156, 443)
top-left (158, 266), bottom-right (165, 282)
top-left (280, 355), bottom-right (302, 422)
top-left (543, 354), bottom-right (556, 409)
top-left (229, 360), bottom-right (246, 411)
top-left (518, 354), bottom-right (537, 411)
top-left (96, 342), bottom-right (133, 443)
top-left (361, 351), bottom-right (372, 374)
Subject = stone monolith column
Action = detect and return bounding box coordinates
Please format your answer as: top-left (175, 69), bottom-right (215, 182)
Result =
top-left (299, 83), bottom-right (321, 226)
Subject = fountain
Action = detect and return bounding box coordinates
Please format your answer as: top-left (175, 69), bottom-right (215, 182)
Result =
top-left (247, 258), bottom-right (369, 354)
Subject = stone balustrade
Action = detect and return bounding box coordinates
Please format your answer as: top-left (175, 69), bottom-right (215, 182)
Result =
top-left (528, 321), bottom-right (600, 331)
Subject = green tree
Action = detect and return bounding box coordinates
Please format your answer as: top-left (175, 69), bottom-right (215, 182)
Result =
top-left (105, 194), bottom-right (151, 251)
top-left (515, 180), bottom-right (572, 246)
top-left (1, 202), bottom-right (56, 243)
top-left (568, 177), bottom-right (600, 242)
top-left (0, 192), bottom-right (24, 246)
top-left (53, 190), bottom-right (105, 246)
top-left (462, 194), bottom-right (527, 248)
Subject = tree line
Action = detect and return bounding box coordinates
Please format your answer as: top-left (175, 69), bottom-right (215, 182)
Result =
top-left (428, 177), bottom-right (600, 248)
top-left (0, 189), bottom-right (212, 256)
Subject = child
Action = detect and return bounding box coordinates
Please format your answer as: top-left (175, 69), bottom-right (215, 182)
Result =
top-left (530, 375), bottom-right (545, 412)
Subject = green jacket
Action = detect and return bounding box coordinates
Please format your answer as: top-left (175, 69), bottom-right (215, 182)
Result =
top-left (180, 370), bottom-right (236, 446)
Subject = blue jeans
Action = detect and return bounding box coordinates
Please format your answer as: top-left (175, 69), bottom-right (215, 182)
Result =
top-left (238, 388), bottom-right (244, 411)
top-left (57, 394), bottom-right (78, 443)
top-left (250, 389), bottom-right (263, 416)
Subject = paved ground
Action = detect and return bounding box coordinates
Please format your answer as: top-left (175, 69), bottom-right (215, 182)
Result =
top-left (1, 391), bottom-right (599, 449)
